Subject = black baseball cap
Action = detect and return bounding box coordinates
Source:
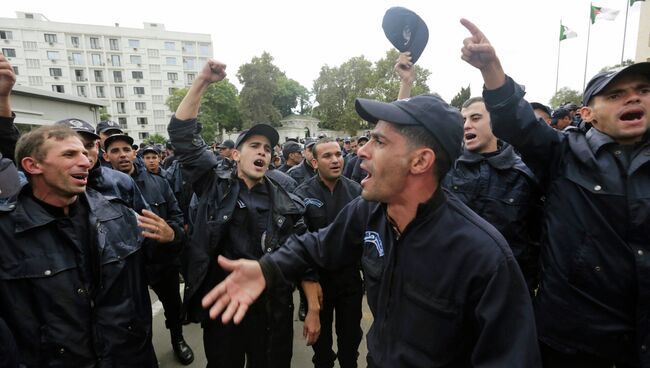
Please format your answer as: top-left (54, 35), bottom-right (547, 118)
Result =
top-left (305, 138), bottom-right (317, 148)
top-left (282, 141), bottom-right (302, 159)
top-left (355, 94), bottom-right (463, 162)
top-left (357, 136), bottom-right (369, 144)
top-left (141, 145), bottom-right (160, 155)
top-left (582, 62), bottom-right (650, 106)
top-left (96, 120), bottom-right (123, 135)
top-left (218, 139), bottom-right (235, 149)
top-left (382, 7), bottom-right (429, 63)
top-left (235, 124), bottom-right (279, 149)
top-left (530, 102), bottom-right (552, 117)
top-left (0, 153), bottom-right (20, 199)
top-left (551, 108), bottom-right (571, 126)
top-left (104, 134), bottom-right (134, 150)
top-left (55, 118), bottom-right (100, 140)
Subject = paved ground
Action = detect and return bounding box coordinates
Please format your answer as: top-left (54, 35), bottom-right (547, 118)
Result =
top-left (151, 287), bottom-right (372, 367)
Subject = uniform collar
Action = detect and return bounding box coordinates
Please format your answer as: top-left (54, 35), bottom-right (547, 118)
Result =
top-left (457, 141), bottom-right (519, 170)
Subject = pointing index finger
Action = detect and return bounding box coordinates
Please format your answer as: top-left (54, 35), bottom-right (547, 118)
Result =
top-left (460, 18), bottom-right (484, 39)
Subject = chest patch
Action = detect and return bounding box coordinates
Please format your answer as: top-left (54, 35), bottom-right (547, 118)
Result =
top-left (364, 231), bottom-right (384, 257)
top-left (303, 198), bottom-right (324, 208)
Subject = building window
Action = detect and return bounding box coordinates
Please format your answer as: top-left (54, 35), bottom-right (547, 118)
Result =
top-left (110, 54), bottom-right (121, 66)
top-left (75, 69), bottom-right (85, 81)
top-left (72, 52), bottom-right (83, 65)
top-left (168, 87), bottom-right (178, 95)
top-left (28, 76), bottom-right (42, 85)
top-left (154, 110), bottom-right (166, 118)
top-left (116, 102), bottom-right (126, 113)
top-left (135, 102), bottom-right (146, 111)
top-left (151, 80), bottom-right (162, 88)
top-left (115, 86), bottom-right (124, 98)
top-left (109, 38), bottom-right (119, 51)
top-left (94, 70), bottom-right (103, 82)
top-left (186, 73), bottom-right (195, 83)
top-left (164, 41), bottom-right (176, 51)
top-left (132, 71), bottom-right (144, 79)
top-left (130, 55), bottom-right (142, 65)
top-left (199, 43), bottom-right (210, 56)
top-left (26, 59), bottom-right (40, 68)
top-left (148, 49), bottom-right (159, 57)
top-left (182, 42), bottom-right (194, 53)
top-left (138, 132), bottom-right (149, 140)
top-left (77, 85), bottom-right (87, 97)
top-left (118, 117), bottom-right (127, 129)
top-left (12, 66), bottom-right (18, 75)
top-left (137, 117), bottom-right (148, 125)
top-left (91, 54), bottom-right (102, 66)
top-left (96, 86), bottom-right (105, 98)
top-left (134, 87), bottom-right (145, 95)
top-left (113, 70), bottom-right (123, 83)
top-left (2, 48), bottom-right (16, 58)
top-left (128, 39), bottom-right (140, 48)
top-left (49, 68), bottom-right (62, 77)
top-left (150, 64), bottom-right (160, 72)
top-left (0, 31), bottom-right (13, 40)
top-left (165, 57), bottom-right (176, 65)
top-left (52, 85), bottom-right (65, 93)
top-left (46, 51), bottom-right (59, 60)
top-left (90, 37), bottom-right (100, 49)
top-left (44, 33), bottom-right (57, 44)
top-left (71, 36), bottom-right (80, 48)
top-left (183, 57), bottom-right (195, 70)
top-left (167, 72), bottom-right (178, 81)
top-left (23, 41), bottom-right (37, 50)
top-left (152, 95), bottom-right (164, 103)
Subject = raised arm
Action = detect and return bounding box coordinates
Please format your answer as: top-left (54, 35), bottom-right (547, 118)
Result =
top-left (176, 59), bottom-right (226, 120)
top-left (0, 54), bottom-right (19, 160)
top-left (395, 52), bottom-right (415, 100)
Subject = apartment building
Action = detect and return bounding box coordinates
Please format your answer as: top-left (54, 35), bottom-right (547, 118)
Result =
top-left (635, 1), bottom-right (650, 63)
top-left (0, 11), bottom-right (213, 141)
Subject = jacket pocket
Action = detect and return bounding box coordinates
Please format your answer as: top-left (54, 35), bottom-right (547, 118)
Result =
top-left (399, 280), bottom-right (464, 364)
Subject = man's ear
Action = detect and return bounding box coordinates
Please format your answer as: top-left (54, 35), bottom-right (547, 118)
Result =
top-left (410, 148), bottom-right (435, 175)
top-left (102, 151), bottom-right (109, 162)
top-left (580, 106), bottom-right (594, 123)
top-left (21, 157), bottom-right (43, 176)
top-left (231, 149), bottom-right (240, 162)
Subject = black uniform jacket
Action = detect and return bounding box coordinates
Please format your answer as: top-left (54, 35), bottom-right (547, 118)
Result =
top-left (260, 188), bottom-right (541, 367)
top-left (485, 76), bottom-right (650, 366)
top-left (0, 188), bottom-right (156, 367)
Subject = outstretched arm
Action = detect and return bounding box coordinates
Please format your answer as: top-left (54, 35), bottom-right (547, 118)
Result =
top-left (459, 18), bottom-right (505, 90)
top-left (175, 59), bottom-right (226, 120)
top-left (395, 52), bottom-right (415, 100)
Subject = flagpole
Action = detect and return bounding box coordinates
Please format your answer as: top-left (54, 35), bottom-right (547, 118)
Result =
top-left (583, 4), bottom-right (593, 90)
top-left (621, 0), bottom-right (630, 63)
top-left (556, 21), bottom-right (562, 93)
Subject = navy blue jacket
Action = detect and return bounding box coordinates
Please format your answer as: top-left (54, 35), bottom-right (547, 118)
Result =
top-left (484, 76), bottom-right (650, 366)
top-left (287, 159), bottom-right (316, 186)
top-left (443, 143), bottom-right (542, 292)
top-left (88, 164), bottom-right (149, 213)
top-left (260, 188), bottom-right (541, 367)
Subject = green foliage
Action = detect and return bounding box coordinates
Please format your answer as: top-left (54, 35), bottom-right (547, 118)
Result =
top-left (274, 76), bottom-right (311, 116)
top-left (146, 134), bottom-right (167, 144)
top-left (237, 52), bottom-right (284, 127)
top-left (450, 85), bottom-right (471, 109)
top-left (549, 87), bottom-right (582, 109)
top-left (599, 59), bottom-right (634, 72)
top-left (164, 80), bottom-right (242, 144)
top-left (372, 49), bottom-right (431, 102)
top-left (99, 107), bottom-right (111, 121)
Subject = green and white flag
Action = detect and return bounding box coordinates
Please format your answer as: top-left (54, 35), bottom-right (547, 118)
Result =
top-left (560, 24), bottom-right (578, 41)
top-left (591, 5), bottom-right (620, 23)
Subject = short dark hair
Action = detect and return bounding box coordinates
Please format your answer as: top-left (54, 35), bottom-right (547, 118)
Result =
top-left (15, 125), bottom-right (81, 178)
top-left (393, 124), bottom-right (452, 181)
top-left (461, 96), bottom-right (484, 109)
top-left (311, 137), bottom-right (338, 158)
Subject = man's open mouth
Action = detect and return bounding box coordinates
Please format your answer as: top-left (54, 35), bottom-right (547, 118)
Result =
top-left (620, 110), bottom-right (643, 121)
top-left (253, 159), bottom-right (265, 168)
top-left (465, 133), bottom-right (477, 141)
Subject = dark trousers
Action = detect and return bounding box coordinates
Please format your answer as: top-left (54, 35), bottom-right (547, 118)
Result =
top-left (150, 267), bottom-right (183, 334)
top-left (312, 270), bottom-right (363, 368)
top-left (540, 342), bottom-right (636, 368)
top-left (202, 298), bottom-right (293, 368)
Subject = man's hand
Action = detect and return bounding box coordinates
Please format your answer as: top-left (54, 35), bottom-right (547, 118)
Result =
top-left (138, 209), bottom-right (175, 243)
top-left (303, 309), bottom-right (321, 346)
top-left (197, 59), bottom-right (227, 85)
top-left (459, 18), bottom-right (505, 90)
top-left (301, 280), bottom-right (322, 345)
top-left (201, 256), bottom-right (266, 324)
top-left (395, 52), bottom-right (415, 85)
top-left (0, 54), bottom-right (16, 98)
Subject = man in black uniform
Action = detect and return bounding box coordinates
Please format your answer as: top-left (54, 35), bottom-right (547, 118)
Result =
top-left (103, 134), bottom-right (194, 365)
top-left (167, 59), bottom-right (317, 367)
top-left (294, 137), bottom-right (363, 368)
top-left (202, 93), bottom-right (541, 367)
top-left (288, 138), bottom-right (317, 185)
top-left (95, 120), bottom-right (123, 168)
top-left (278, 141), bottom-right (303, 173)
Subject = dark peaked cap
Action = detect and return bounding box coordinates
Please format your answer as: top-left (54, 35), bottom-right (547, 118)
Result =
top-left (382, 7), bottom-right (429, 63)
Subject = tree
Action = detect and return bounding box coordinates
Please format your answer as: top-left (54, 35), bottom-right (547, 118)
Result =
top-left (99, 107), bottom-right (111, 121)
top-left (450, 85), bottom-right (471, 109)
top-left (312, 56), bottom-right (374, 133)
top-left (164, 79), bottom-right (242, 144)
top-left (274, 76), bottom-right (311, 117)
top-left (237, 52), bottom-right (283, 127)
top-left (146, 133), bottom-right (167, 144)
top-left (549, 87), bottom-right (582, 109)
top-left (599, 59), bottom-right (634, 72)
top-left (371, 49), bottom-right (431, 102)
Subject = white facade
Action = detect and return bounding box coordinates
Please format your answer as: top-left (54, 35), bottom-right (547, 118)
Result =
top-left (635, 1), bottom-right (650, 63)
top-left (0, 12), bottom-right (213, 142)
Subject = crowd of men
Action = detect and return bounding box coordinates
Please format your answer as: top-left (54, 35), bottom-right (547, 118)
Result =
top-left (1, 15), bottom-right (650, 368)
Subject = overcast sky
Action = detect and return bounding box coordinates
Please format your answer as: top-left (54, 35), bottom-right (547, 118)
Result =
top-left (0, 0), bottom-right (644, 106)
